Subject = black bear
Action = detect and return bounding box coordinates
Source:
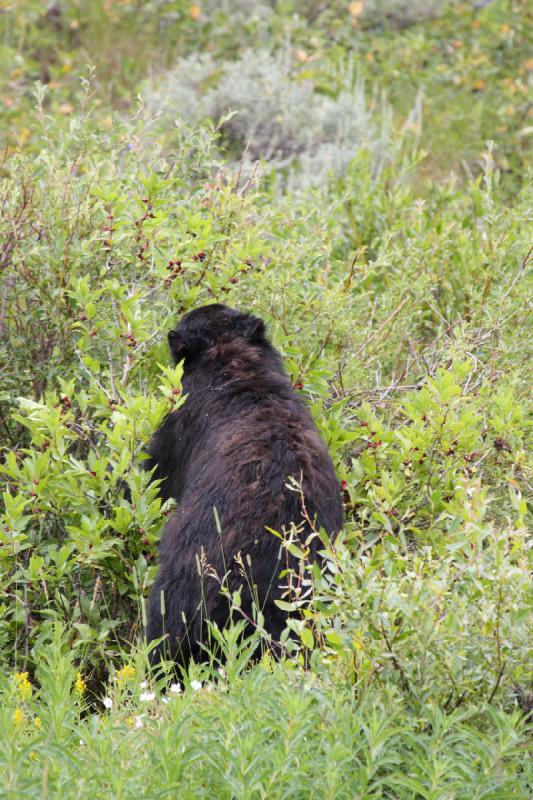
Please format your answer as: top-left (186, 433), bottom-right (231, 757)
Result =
top-left (145, 303), bottom-right (343, 668)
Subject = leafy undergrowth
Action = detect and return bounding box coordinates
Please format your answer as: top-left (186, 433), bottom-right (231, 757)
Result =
top-left (1, 628), bottom-right (531, 799)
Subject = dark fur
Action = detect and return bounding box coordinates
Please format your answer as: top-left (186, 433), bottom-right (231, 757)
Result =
top-left (145, 304), bottom-right (343, 667)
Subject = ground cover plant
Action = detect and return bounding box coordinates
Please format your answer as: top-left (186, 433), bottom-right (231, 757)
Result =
top-left (0, 0), bottom-right (531, 796)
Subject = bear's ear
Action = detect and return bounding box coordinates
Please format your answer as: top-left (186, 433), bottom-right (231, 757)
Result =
top-left (167, 330), bottom-right (182, 362)
top-left (241, 315), bottom-right (266, 344)
top-left (167, 329), bottom-right (207, 363)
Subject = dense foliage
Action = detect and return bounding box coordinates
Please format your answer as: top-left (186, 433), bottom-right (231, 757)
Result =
top-left (0, 0), bottom-right (531, 796)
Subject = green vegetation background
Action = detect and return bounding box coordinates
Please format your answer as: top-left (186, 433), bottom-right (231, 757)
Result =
top-left (0, 1), bottom-right (531, 797)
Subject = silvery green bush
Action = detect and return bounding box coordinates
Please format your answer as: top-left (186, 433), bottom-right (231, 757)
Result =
top-left (362, 0), bottom-right (455, 27)
top-left (145, 49), bottom-right (386, 189)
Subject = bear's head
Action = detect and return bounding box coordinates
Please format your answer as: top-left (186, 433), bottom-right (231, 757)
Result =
top-left (168, 304), bottom-right (266, 365)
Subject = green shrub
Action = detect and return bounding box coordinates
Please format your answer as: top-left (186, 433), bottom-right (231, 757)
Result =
top-left (0, 107), bottom-right (275, 675)
top-left (1, 103), bottom-right (530, 687)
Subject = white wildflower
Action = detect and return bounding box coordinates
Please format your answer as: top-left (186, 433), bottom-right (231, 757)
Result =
top-left (103, 697), bottom-right (113, 709)
top-left (140, 680), bottom-right (148, 689)
top-left (190, 680), bottom-right (202, 692)
top-left (169, 683), bottom-right (182, 695)
top-left (140, 691), bottom-right (156, 702)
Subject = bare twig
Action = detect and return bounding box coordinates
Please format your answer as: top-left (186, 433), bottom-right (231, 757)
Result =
top-left (352, 294), bottom-right (410, 361)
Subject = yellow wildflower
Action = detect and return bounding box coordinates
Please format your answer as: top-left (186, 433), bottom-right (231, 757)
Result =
top-left (259, 652), bottom-right (274, 673)
top-left (12, 708), bottom-right (25, 726)
top-left (34, 716), bottom-right (42, 729)
top-left (14, 672), bottom-right (32, 700)
top-left (115, 665), bottom-right (136, 687)
top-left (75, 672), bottom-right (86, 696)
